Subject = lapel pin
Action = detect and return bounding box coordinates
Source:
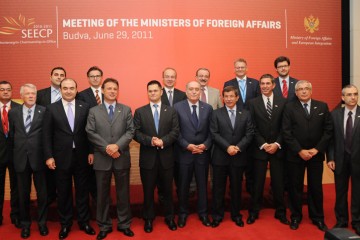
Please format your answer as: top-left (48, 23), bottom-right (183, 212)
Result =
top-left (79, 105), bottom-right (82, 107)
top-left (314, 106), bottom-right (317, 109)
top-left (164, 109), bottom-right (167, 111)
top-left (238, 111), bottom-right (242, 114)
top-left (275, 105), bottom-right (278, 108)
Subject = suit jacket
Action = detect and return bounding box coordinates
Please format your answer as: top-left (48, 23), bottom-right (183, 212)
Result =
top-left (273, 77), bottom-right (299, 102)
top-left (223, 77), bottom-right (260, 110)
top-left (0, 101), bottom-right (21, 164)
top-left (210, 107), bottom-right (254, 167)
top-left (161, 88), bottom-right (187, 106)
top-left (43, 100), bottom-right (90, 170)
top-left (207, 86), bottom-right (223, 110)
top-left (86, 103), bottom-right (134, 171)
top-left (133, 103), bottom-right (179, 170)
top-left (77, 87), bottom-right (103, 108)
top-left (174, 100), bottom-right (213, 165)
top-left (282, 99), bottom-right (333, 162)
top-left (248, 95), bottom-right (286, 160)
top-left (36, 87), bottom-right (52, 107)
top-left (9, 105), bottom-right (46, 172)
top-left (327, 106), bottom-right (360, 174)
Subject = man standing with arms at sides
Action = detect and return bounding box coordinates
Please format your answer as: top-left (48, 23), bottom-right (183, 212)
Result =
top-left (282, 80), bottom-right (333, 231)
top-left (0, 81), bottom-right (20, 228)
top-left (210, 86), bottom-right (254, 228)
top-left (161, 67), bottom-right (186, 107)
top-left (43, 78), bottom-right (95, 239)
top-left (273, 56), bottom-right (299, 102)
top-left (327, 84), bottom-right (360, 235)
top-left (36, 67), bottom-right (66, 205)
top-left (196, 68), bottom-right (223, 110)
top-left (174, 81), bottom-right (213, 228)
top-left (9, 84), bottom-right (48, 238)
top-left (86, 78), bottom-right (134, 240)
top-left (133, 80), bottom-right (179, 233)
top-left (247, 74), bottom-right (289, 225)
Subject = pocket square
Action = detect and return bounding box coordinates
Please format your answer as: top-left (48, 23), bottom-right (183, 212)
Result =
top-left (318, 113), bottom-right (324, 115)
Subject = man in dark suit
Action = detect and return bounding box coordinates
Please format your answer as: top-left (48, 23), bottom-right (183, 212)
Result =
top-left (173, 81), bottom-right (213, 228)
top-left (247, 74), bottom-right (289, 225)
top-left (273, 56), bottom-right (299, 102)
top-left (36, 66), bottom-right (66, 204)
top-left (282, 80), bottom-right (333, 231)
top-left (43, 78), bottom-right (95, 239)
top-left (0, 81), bottom-right (20, 228)
top-left (134, 80), bottom-right (179, 233)
top-left (86, 78), bottom-right (135, 240)
top-left (8, 84), bottom-right (48, 238)
top-left (210, 86), bottom-right (254, 228)
top-left (327, 84), bottom-right (360, 235)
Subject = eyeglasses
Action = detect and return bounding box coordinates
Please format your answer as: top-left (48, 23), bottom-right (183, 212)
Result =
top-left (277, 65), bottom-right (289, 69)
top-left (89, 75), bottom-right (102, 79)
top-left (0, 88), bottom-right (12, 92)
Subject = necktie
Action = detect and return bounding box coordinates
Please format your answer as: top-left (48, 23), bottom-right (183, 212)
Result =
top-left (345, 111), bottom-right (353, 154)
top-left (282, 79), bottom-right (288, 98)
top-left (168, 90), bottom-right (173, 106)
top-left (25, 109), bottom-right (32, 133)
top-left (55, 90), bottom-right (61, 103)
top-left (239, 80), bottom-right (246, 103)
top-left (303, 103), bottom-right (310, 117)
top-left (191, 105), bottom-right (199, 128)
top-left (266, 97), bottom-right (272, 119)
top-left (229, 109), bottom-right (235, 128)
top-left (108, 105), bottom-right (114, 121)
top-left (67, 103), bottom-right (74, 131)
top-left (201, 87), bottom-right (207, 103)
top-left (95, 89), bottom-right (101, 105)
top-left (153, 104), bottom-right (159, 134)
top-left (2, 105), bottom-right (9, 137)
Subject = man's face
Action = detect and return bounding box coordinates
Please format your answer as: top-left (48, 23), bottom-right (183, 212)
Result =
top-left (342, 87), bottom-right (358, 109)
top-left (51, 69), bottom-right (66, 87)
top-left (88, 70), bottom-right (103, 88)
top-left (276, 61), bottom-right (290, 78)
top-left (295, 82), bottom-right (312, 102)
top-left (260, 77), bottom-right (275, 97)
top-left (223, 91), bottom-right (239, 109)
top-left (186, 81), bottom-right (201, 103)
top-left (234, 61), bottom-right (247, 79)
top-left (60, 79), bottom-right (77, 102)
top-left (163, 69), bottom-right (176, 88)
top-left (103, 82), bottom-right (118, 102)
top-left (21, 87), bottom-right (36, 108)
top-left (196, 69), bottom-right (210, 87)
top-left (147, 84), bottom-right (163, 103)
top-left (0, 83), bottom-right (12, 102)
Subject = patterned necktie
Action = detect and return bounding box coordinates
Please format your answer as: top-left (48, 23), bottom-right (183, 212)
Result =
top-left (345, 111), bottom-right (353, 154)
top-left (168, 90), bottom-right (173, 106)
top-left (2, 105), bottom-right (9, 137)
top-left (67, 103), bottom-right (74, 131)
top-left (25, 109), bottom-right (32, 133)
top-left (108, 105), bottom-right (114, 121)
top-left (95, 89), bottom-right (101, 105)
top-left (303, 103), bottom-right (310, 117)
top-left (229, 109), bottom-right (235, 128)
top-left (55, 90), bottom-right (61, 102)
top-left (282, 79), bottom-right (288, 98)
top-left (153, 104), bottom-right (159, 134)
top-left (191, 105), bottom-right (199, 128)
top-left (239, 80), bottom-right (246, 103)
top-left (201, 87), bottom-right (207, 103)
top-left (266, 97), bottom-right (272, 119)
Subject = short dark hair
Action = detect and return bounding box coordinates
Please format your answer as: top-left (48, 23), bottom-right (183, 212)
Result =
top-left (195, 68), bottom-right (210, 77)
top-left (274, 56), bottom-right (290, 68)
top-left (147, 80), bottom-right (162, 89)
top-left (0, 80), bottom-right (12, 88)
top-left (222, 85), bottom-right (239, 97)
top-left (102, 78), bottom-right (119, 89)
top-left (259, 74), bottom-right (275, 84)
top-left (51, 67), bottom-right (66, 76)
top-left (60, 78), bottom-right (77, 88)
top-left (87, 66), bottom-right (103, 77)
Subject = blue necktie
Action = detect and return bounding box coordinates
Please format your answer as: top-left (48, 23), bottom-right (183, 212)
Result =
top-left (24, 109), bottom-right (32, 133)
top-left (154, 104), bottom-right (159, 133)
top-left (109, 105), bottom-right (114, 121)
top-left (239, 80), bottom-right (246, 103)
top-left (192, 105), bottom-right (199, 128)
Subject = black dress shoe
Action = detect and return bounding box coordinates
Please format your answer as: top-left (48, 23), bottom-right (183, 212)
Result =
top-left (333, 222), bottom-right (348, 228)
top-left (39, 225), bottom-right (49, 236)
top-left (211, 219), bottom-right (221, 228)
top-left (312, 220), bottom-right (328, 231)
top-left (80, 223), bottom-right (96, 235)
top-left (275, 215), bottom-right (290, 225)
top-left (117, 227), bottom-right (134, 237)
top-left (96, 229), bottom-right (112, 240)
top-left (233, 217), bottom-right (244, 227)
top-left (290, 220), bottom-right (299, 230)
top-left (177, 216), bottom-right (187, 228)
top-left (21, 228), bottom-right (30, 239)
top-left (165, 219), bottom-right (177, 231)
top-left (199, 216), bottom-right (211, 227)
top-left (144, 219), bottom-right (153, 233)
top-left (246, 214), bottom-right (258, 224)
top-left (11, 218), bottom-right (21, 229)
top-left (59, 226), bottom-right (71, 239)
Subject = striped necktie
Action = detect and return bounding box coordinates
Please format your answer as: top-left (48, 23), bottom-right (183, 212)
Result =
top-left (266, 97), bottom-right (272, 119)
top-left (25, 109), bottom-right (32, 133)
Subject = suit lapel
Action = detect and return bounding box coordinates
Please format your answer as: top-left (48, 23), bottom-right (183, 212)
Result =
top-left (146, 104), bottom-right (157, 134)
top-left (352, 106), bottom-right (360, 136)
top-left (86, 88), bottom-right (97, 106)
top-left (27, 105), bottom-right (41, 134)
top-left (112, 104), bottom-right (122, 124)
top-left (184, 101), bottom-right (197, 129)
top-left (57, 101), bottom-right (73, 132)
top-left (73, 101), bottom-right (84, 132)
top-left (99, 104), bottom-right (110, 123)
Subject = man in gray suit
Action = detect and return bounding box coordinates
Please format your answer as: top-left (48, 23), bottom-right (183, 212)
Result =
top-left (86, 78), bottom-right (135, 240)
top-left (196, 68), bottom-right (223, 110)
top-left (327, 84), bottom-right (360, 235)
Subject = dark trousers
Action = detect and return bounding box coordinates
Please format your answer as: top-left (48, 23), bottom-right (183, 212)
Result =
top-left (17, 161), bottom-right (47, 227)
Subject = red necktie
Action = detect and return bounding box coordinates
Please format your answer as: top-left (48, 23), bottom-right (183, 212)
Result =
top-left (282, 79), bottom-right (288, 98)
top-left (201, 87), bottom-right (207, 103)
top-left (2, 105), bottom-right (9, 137)
top-left (95, 90), bottom-right (101, 105)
